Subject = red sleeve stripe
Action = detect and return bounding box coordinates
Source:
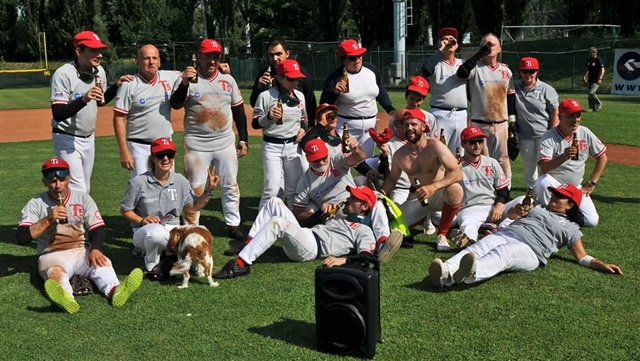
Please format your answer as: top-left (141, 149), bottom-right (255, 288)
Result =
top-left (231, 100), bottom-right (244, 107)
top-left (88, 222), bottom-right (106, 231)
top-left (537, 156), bottom-right (552, 162)
top-left (52, 100), bottom-right (68, 105)
top-left (593, 147), bottom-right (607, 159)
top-left (113, 107), bottom-right (129, 115)
top-left (19, 222), bottom-right (33, 227)
top-left (293, 203), bottom-right (308, 209)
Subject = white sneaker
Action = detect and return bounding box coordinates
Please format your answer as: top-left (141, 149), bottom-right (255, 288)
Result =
top-left (453, 252), bottom-right (477, 284)
top-left (423, 216), bottom-right (436, 235)
top-left (428, 258), bottom-right (449, 288)
top-left (436, 234), bottom-right (450, 251)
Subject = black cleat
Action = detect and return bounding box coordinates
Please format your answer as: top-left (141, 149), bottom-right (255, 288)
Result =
top-left (213, 260), bottom-right (251, 279)
top-left (227, 227), bottom-right (248, 242)
top-left (223, 241), bottom-right (246, 256)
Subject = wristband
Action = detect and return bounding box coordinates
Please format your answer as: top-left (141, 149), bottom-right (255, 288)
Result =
top-left (579, 255), bottom-right (594, 267)
top-left (205, 190), bottom-right (215, 197)
top-left (139, 218), bottom-right (144, 227)
top-left (588, 180), bottom-right (597, 186)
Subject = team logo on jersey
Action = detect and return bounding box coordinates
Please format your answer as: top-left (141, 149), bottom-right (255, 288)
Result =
top-left (94, 210), bottom-right (103, 220)
top-left (500, 70), bottom-right (509, 79)
top-left (219, 80), bottom-right (231, 92)
top-left (54, 91), bottom-right (64, 99)
top-left (159, 80), bottom-right (171, 91)
top-left (194, 92), bottom-right (201, 98)
top-left (74, 93), bottom-right (82, 99)
top-left (167, 188), bottom-right (177, 200)
top-left (70, 204), bottom-right (84, 219)
top-left (482, 166), bottom-right (494, 177)
top-left (139, 98), bottom-right (146, 105)
top-left (330, 167), bottom-right (340, 177)
top-left (479, 80), bottom-right (486, 86)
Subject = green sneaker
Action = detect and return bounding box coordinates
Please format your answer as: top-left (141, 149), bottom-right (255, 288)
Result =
top-left (45, 279), bottom-right (80, 314)
top-left (112, 268), bottom-right (143, 307)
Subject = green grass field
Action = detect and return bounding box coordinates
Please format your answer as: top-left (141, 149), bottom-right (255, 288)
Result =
top-left (0, 88), bottom-right (639, 360)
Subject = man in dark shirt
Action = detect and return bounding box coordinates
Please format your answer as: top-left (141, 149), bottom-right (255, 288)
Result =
top-left (582, 47), bottom-right (605, 111)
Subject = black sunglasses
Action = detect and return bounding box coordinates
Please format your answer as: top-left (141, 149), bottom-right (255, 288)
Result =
top-left (155, 151), bottom-right (176, 159)
top-left (284, 75), bottom-right (300, 82)
top-left (325, 111), bottom-right (337, 121)
top-left (346, 55), bottom-right (362, 61)
top-left (312, 156), bottom-right (328, 163)
top-left (467, 139), bottom-right (484, 145)
top-left (520, 69), bottom-right (537, 74)
top-left (43, 169), bottom-right (70, 180)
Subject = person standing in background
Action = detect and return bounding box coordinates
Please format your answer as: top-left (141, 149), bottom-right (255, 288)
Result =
top-left (583, 47), bottom-right (605, 112)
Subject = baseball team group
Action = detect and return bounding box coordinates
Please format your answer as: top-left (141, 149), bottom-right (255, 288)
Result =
top-left (16, 28), bottom-right (622, 314)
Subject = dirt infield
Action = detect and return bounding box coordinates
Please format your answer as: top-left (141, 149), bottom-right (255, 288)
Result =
top-left (1, 105), bottom-right (639, 166)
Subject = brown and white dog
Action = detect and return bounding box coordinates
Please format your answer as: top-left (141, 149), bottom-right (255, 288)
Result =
top-left (166, 225), bottom-right (219, 289)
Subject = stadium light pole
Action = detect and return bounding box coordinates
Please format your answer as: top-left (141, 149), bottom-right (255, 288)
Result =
top-left (201, 0), bottom-right (208, 38)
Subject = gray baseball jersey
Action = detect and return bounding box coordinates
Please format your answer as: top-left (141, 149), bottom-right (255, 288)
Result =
top-left (19, 190), bottom-right (105, 255)
top-left (500, 207), bottom-right (582, 265)
top-left (538, 126), bottom-right (606, 185)
top-left (293, 152), bottom-right (356, 209)
top-left (386, 136), bottom-right (411, 189)
top-left (467, 61), bottom-right (515, 121)
top-left (177, 71), bottom-right (244, 151)
top-left (515, 80), bottom-right (559, 139)
top-left (120, 169), bottom-right (198, 227)
top-left (50, 62), bottom-right (107, 136)
top-left (253, 87), bottom-right (306, 139)
top-left (114, 70), bottom-right (182, 141)
top-left (313, 218), bottom-right (376, 257)
top-left (334, 67), bottom-right (379, 118)
top-left (461, 155), bottom-right (509, 209)
top-left (421, 51), bottom-right (468, 109)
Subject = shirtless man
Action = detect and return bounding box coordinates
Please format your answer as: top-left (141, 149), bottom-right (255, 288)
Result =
top-left (381, 109), bottom-right (463, 251)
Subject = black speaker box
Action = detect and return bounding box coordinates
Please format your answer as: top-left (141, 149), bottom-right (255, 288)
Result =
top-left (315, 255), bottom-right (381, 359)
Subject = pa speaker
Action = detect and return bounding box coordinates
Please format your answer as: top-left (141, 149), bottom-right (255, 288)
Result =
top-left (315, 255), bottom-right (381, 359)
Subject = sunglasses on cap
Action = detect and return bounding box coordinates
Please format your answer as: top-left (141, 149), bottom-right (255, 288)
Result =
top-left (520, 69), bottom-right (537, 74)
top-left (155, 151), bottom-right (176, 159)
top-left (346, 55), bottom-right (362, 61)
top-left (43, 169), bottom-right (70, 180)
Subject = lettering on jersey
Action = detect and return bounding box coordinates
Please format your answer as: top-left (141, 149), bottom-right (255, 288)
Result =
top-left (218, 80), bottom-right (231, 92)
top-left (500, 70), bottom-right (509, 80)
top-left (167, 188), bottom-right (177, 200)
top-left (330, 166), bottom-right (340, 177)
top-left (577, 140), bottom-right (588, 151)
top-left (482, 166), bottom-right (494, 177)
top-left (159, 80), bottom-right (172, 91)
top-left (348, 222), bottom-right (360, 230)
top-left (54, 91), bottom-right (64, 99)
top-left (70, 204), bottom-right (84, 219)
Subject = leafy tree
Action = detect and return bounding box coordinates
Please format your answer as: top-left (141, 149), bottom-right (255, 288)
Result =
top-left (0, 0), bottom-right (19, 61)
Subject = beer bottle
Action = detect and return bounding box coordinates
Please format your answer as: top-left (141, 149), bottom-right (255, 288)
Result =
top-left (95, 78), bottom-right (105, 106)
top-left (455, 147), bottom-right (462, 166)
top-left (522, 187), bottom-right (533, 216)
top-left (266, 65), bottom-right (272, 88)
top-left (329, 201), bottom-right (347, 216)
top-left (571, 133), bottom-right (579, 160)
top-left (439, 128), bottom-right (446, 145)
top-left (342, 67), bottom-right (349, 94)
top-left (275, 96), bottom-right (283, 125)
top-left (190, 53), bottom-right (198, 84)
top-left (57, 193), bottom-right (68, 224)
top-left (341, 124), bottom-right (351, 153)
top-left (414, 178), bottom-right (429, 207)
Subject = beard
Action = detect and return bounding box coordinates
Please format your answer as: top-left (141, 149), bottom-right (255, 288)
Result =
top-left (310, 163), bottom-right (329, 173)
top-left (406, 130), bottom-right (423, 144)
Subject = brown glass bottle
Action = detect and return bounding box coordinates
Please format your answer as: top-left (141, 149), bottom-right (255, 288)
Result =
top-left (95, 78), bottom-right (105, 105)
top-left (329, 201), bottom-right (347, 216)
top-left (455, 147), bottom-right (462, 165)
top-left (275, 97), bottom-right (283, 125)
top-left (266, 65), bottom-right (272, 88)
top-left (57, 193), bottom-right (68, 224)
top-left (439, 129), bottom-right (446, 145)
top-left (190, 53), bottom-right (198, 83)
top-left (414, 178), bottom-right (429, 206)
top-left (342, 67), bottom-right (349, 93)
top-left (571, 133), bottom-right (579, 160)
top-left (522, 187), bottom-right (533, 216)
top-left (341, 124), bottom-right (351, 153)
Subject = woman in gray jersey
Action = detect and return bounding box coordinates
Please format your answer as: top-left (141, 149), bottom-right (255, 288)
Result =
top-left (120, 138), bottom-right (220, 279)
top-left (429, 183), bottom-right (622, 288)
top-left (514, 57), bottom-right (559, 188)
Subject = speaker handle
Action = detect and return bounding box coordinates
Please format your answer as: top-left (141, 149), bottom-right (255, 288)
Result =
top-left (345, 254), bottom-right (380, 272)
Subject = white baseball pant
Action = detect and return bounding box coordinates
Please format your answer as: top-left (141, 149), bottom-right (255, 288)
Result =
top-left (400, 190), bottom-right (446, 228)
top-left (471, 121), bottom-right (511, 185)
top-left (456, 196), bottom-right (525, 240)
top-left (132, 223), bottom-right (179, 272)
top-left (239, 199), bottom-right (318, 264)
top-left (182, 144), bottom-right (241, 226)
top-left (534, 174), bottom-right (599, 227)
top-left (430, 108), bottom-right (468, 156)
top-left (337, 116), bottom-right (377, 158)
top-left (518, 138), bottom-right (541, 189)
top-left (440, 232), bottom-right (540, 286)
top-left (38, 247), bottom-right (120, 298)
top-left (52, 132), bottom-right (95, 193)
top-left (127, 141), bottom-right (153, 179)
top-left (259, 142), bottom-right (308, 210)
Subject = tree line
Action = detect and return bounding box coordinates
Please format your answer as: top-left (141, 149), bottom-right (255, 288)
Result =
top-left (1, 0), bottom-right (638, 63)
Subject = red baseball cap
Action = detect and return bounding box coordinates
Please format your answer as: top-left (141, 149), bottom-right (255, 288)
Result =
top-left (548, 183), bottom-right (582, 207)
top-left (73, 31), bottom-right (108, 49)
top-left (460, 126), bottom-right (488, 142)
top-left (315, 103), bottom-right (339, 119)
top-left (519, 57), bottom-right (539, 70)
top-left (277, 59), bottom-right (306, 79)
top-left (338, 39), bottom-right (367, 57)
top-left (150, 137), bottom-right (176, 153)
top-left (42, 158), bottom-right (70, 172)
top-left (407, 76), bottom-right (430, 97)
top-left (304, 139), bottom-right (329, 162)
top-left (346, 185), bottom-right (377, 209)
top-left (438, 27), bottom-right (458, 40)
top-left (558, 99), bottom-right (586, 115)
top-left (403, 108), bottom-right (427, 126)
top-left (199, 39), bottom-right (222, 54)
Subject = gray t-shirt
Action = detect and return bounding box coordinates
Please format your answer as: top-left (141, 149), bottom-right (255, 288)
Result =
top-left (538, 126), bottom-right (606, 186)
top-left (293, 152), bottom-right (356, 210)
top-left (313, 218), bottom-right (376, 257)
top-left (114, 70), bottom-right (182, 141)
top-left (253, 87), bottom-right (306, 139)
top-left (501, 207), bottom-right (582, 265)
top-left (19, 189), bottom-right (105, 255)
top-left (120, 169), bottom-right (198, 226)
top-left (515, 79), bottom-right (559, 139)
top-left (50, 62), bottom-right (107, 136)
top-left (461, 155), bottom-right (509, 209)
top-left (421, 51), bottom-right (468, 109)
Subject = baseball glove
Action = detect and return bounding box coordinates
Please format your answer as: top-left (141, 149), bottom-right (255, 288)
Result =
top-left (507, 125), bottom-right (520, 161)
top-left (70, 275), bottom-right (94, 296)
